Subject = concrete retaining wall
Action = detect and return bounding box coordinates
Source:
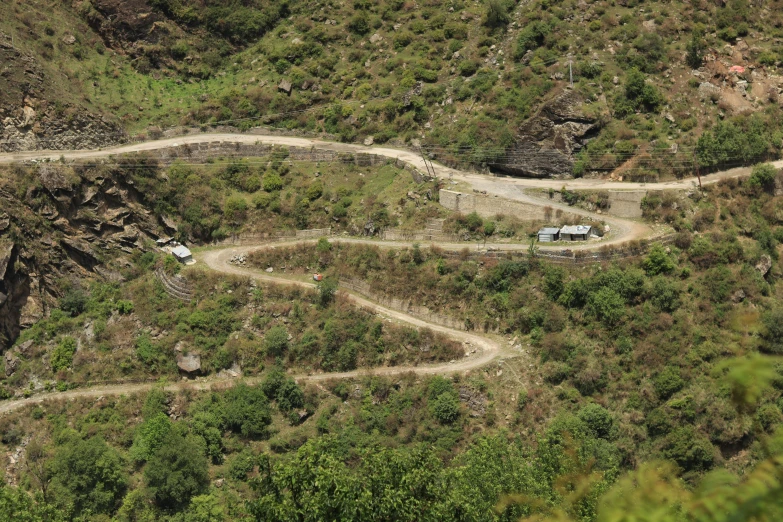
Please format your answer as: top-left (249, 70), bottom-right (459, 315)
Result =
top-left (607, 190), bottom-right (646, 218)
top-left (439, 189), bottom-right (578, 222)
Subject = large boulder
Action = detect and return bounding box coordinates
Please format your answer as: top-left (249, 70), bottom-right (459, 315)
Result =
top-left (489, 90), bottom-right (600, 178)
top-left (177, 352), bottom-right (201, 374)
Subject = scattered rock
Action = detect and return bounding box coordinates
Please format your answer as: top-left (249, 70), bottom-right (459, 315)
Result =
top-left (4, 350), bottom-right (19, 376)
top-left (265, 267), bottom-right (274, 273)
top-left (698, 82), bottom-right (721, 100)
top-left (177, 352), bottom-right (201, 374)
top-left (756, 255), bottom-right (772, 276)
top-left (363, 136), bottom-right (374, 146)
top-left (278, 80), bottom-right (293, 95)
top-left (62, 35), bottom-right (76, 45)
top-left (731, 289), bottom-right (746, 303)
top-left (370, 33), bottom-right (382, 44)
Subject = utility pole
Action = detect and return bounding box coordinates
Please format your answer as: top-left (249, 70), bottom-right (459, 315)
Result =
top-left (569, 59), bottom-right (573, 87)
top-left (693, 151), bottom-right (702, 190)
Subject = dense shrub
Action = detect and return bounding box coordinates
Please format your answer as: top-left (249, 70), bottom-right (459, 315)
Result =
top-left (51, 337), bottom-right (77, 372)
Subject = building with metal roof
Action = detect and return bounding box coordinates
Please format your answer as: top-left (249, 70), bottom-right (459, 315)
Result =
top-left (537, 227), bottom-right (561, 242)
top-left (171, 245), bottom-right (195, 265)
top-left (559, 225), bottom-right (593, 241)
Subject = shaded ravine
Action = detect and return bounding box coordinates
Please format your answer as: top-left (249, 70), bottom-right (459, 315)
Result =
top-left (0, 243), bottom-right (506, 416)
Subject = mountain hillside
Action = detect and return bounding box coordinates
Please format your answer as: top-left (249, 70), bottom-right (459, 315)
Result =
top-left (1, 0), bottom-right (782, 178)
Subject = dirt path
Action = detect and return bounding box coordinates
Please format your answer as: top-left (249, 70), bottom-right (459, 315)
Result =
top-left (2, 132), bottom-right (772, 190)
top-left (0, 133), bottom-right (766, 414)
top-left (0, 243), bottom-right (505, 416)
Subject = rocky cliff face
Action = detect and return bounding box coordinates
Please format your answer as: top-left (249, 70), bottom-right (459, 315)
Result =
top-left (0, 32), bottom-right (126, 152)
top-left (489, 89), bottom-right (601, 178)
top-left (0, 164), bottom-right (175, 349)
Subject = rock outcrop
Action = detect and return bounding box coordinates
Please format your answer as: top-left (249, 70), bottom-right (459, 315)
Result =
top-left (489, 90), bottom-right (600, 178)
top-left (0, 164), bottom-right (175, 350)
top-left (0, 33), bottom-right (126, 152)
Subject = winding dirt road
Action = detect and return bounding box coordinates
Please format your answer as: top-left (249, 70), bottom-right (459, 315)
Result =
top-left (2, 132), bottom-right (777, 247)
top-left (0, 242), bottom-right (505, 416)
top-left (0, 133), bottom-right (774, 415)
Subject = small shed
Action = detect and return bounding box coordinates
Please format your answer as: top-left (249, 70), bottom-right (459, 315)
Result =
top-left (537, 227), bottom-right (560, 242)
top-left (560, 225), bottom-right (593, 241)
top-left (171, 245), bottom-right (194, 265)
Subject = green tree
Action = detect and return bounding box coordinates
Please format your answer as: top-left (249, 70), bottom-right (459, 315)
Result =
top-left (223, 195), bottom-right (248, 224)
top-left (748, 163), bottom-right (778, 193)
top-left (430, 392), bottom-right (461, 424)
top-left (49, 435), bottom-right (128, 516)
top-left (144, 431), bottom-right (209, 512)
top-left (484, 0), bottom-right (510, 28)
top-left (544, 265), bottom-right (566, 301)
top-left (686, 32), bottom-right (704, 69)
top-left (0, 485), bottom-right (66, 522)
top-left (650, 277), bottom-right (680, 313)
top-left (615, 68), bottom-right (663, 117)
top-left (186, 494), bottom-right (226, 522)
top-left (643, 244), bottom-right (675, 275)
top-left (223, 383), bottom-right (273, 438)
top-left (318, 277), bottom-right (338, 306)
top-left (130, 412), bottom-right (172, 462)
top-left (586, 287), bottom-right (625, 326)
top-left (761, 305), bottom-right (783, 354)
top-left (577, 403), bottom-right (614, 439)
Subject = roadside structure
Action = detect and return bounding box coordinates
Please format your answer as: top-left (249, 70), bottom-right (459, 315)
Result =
top-left (560, 225), bottom-right (593, 241)
top-left (537, 227), bottom-right (561, 242)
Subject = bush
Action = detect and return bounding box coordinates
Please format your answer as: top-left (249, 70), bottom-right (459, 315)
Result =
top-left (130, 412), bottom-right (172, 462)
top-left (484, 0), bottom-right (510, 28)
top-left (761, 306), bottom-right (783, 354)
top-left (348, 12), bottom-right (370, 34)
top-left (650, 277), bottom-right (680, 313)
top-left (654, 366), bottom-right (685, 400)
top-left (747, 164), bottom-right (777, 193)
top-left (643, 244), bottom-right (675, 275)
top-left (278, 380), bottom-right (305, 414)
top-left (116, 300), bottom-right (134, 315)
top-left (145, 432), bottom-right (209, 511)
top-left (577, 403), bottom-right (614, 439)
top-left (458, 60), bottom-right (480, 77)
top-left (49, 435), bottom-right (128, 515)
top-left (60, 288), bottom-right (87, 317)
top-left (223, 383), bottom-right (272, 438)
top-left (663, 427), bottom-right (715, 471)
top-left (264, 326), bottom-right (289, 357)
top-left (51, 337), bottom-right (77, 372)
top-left (306, 182), bottom-right (324, 201)
top-left (614, 68), bottom-right (663, 117)
top-left (262, 172), bottom-right (284, 192)
top-left (223, 195), bottom-right (248, 223)
top-left (586, 288), bottom-right (625, 326)
top-left (228, 451), bottom-right (256, 481)
top-left (430, 392), bottom-right (460, 424)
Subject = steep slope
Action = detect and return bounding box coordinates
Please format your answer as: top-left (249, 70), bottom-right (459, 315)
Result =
top-left (0, 30), bottom-right (125, 151)
top-left (0, 163), bottom-right (174, 349)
